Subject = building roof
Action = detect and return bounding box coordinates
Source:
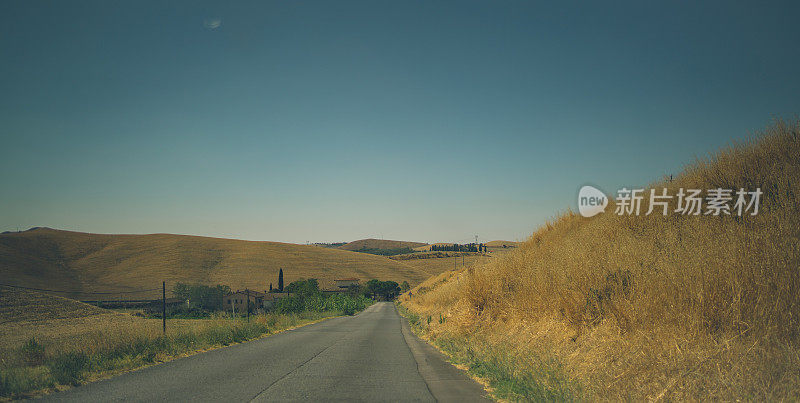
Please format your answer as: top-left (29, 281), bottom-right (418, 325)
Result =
top-left (226, 290), bottom-right (266, 298)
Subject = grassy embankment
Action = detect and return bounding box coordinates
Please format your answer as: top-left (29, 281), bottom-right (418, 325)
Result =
top-left (400, 120), bottom-right (800, 401)
top-left (0, 287), bottom-right (368, 399)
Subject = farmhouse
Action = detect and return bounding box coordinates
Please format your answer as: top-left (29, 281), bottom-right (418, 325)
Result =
top-left (224, 290), bottom-right (266, 312)
top-left (334, 278), bottom-right (359, 289)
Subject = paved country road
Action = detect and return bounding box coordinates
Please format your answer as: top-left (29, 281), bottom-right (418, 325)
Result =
top-left (38, 302), bottom-right (490, 402)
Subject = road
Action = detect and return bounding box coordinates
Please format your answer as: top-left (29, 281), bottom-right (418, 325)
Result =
top-left (39, 302), bottom-right (490, 402)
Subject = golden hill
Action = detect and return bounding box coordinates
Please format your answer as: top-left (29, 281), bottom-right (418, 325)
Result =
top-left (0, 285), bottom-right (107, 324)
top-left (337, 238), bottom-right (427, 252)
top-left (401, 120), bottom-right (800, 400)
top-left (0, 285), bottom-right (147, 351)
top-left (0, 229), bottom-right (432, 300)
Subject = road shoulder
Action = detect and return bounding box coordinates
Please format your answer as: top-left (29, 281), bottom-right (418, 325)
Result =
top-left (398, 306), bottom-right (493, 402)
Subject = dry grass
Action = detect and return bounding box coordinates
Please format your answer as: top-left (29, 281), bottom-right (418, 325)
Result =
top-left (0, 230), bottom-right (432, 299)
top-left (395, 253), bottom-right (495, 277)
top-left (0, 287), bottom-right (346, 399)
top-left (401, 119), bottom-right (800, 400)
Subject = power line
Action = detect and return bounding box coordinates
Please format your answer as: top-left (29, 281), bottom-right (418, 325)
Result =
top-left (0, 283), bottom-right (161, 295)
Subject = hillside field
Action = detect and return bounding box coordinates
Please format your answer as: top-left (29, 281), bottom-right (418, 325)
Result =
top-left (0, 229), bottom-right (432, 300)
top-left (336, 238), bottom-right (427, 252)
top-left (401, 120), bottom-right (800, 400)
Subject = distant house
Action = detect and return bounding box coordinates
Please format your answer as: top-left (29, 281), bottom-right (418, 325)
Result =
top-left (144, 297), bottom-right (186, 315)
top-left (224, 290), bottom-right (266, 312)
top-left (334, 278), bottom-right (359, 289)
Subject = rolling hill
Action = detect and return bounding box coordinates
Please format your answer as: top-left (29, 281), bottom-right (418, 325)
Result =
top-left (0, 228), bottom-right (432, 300)
top-left (337, 238), bottom-right (427, 252)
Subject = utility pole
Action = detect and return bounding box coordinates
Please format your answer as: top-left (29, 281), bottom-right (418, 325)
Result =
top-left (162, 281), bottom-right (166, 335)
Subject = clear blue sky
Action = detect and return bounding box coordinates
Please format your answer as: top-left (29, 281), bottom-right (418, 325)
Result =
top-left (2, 1), bottom-right (799, 243)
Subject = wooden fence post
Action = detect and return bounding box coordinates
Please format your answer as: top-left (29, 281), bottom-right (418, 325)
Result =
top-left (162, 281), bottom-right (166, 335)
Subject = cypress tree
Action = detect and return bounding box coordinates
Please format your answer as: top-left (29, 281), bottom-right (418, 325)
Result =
top-left (278, 268), bottom-right (284, 292)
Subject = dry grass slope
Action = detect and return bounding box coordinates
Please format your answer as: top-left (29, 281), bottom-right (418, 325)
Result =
top-left (401, 120), bottom-right (800, 400)
top-left (0, 230), bottom-right (431, 299)
top-left (0, 286), bottom-right (106, 324)
top-left (483, 240), bottom-right (519, 248)
top-left (0, 285), bottom-right (145, 352)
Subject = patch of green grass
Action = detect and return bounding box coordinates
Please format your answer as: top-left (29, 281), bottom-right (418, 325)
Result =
top-left (396, 303), bottom-right (581, 401)
top-left (48, 352), bottom-right (89, 386)
top-left (0, 366), bottom-right (53, 398)
top-left (19, 338), bottom-right (45, 366)
top-left (434, 336), bottom-right (580, 402)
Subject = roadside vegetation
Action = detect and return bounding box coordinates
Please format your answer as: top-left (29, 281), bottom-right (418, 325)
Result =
top-left (399, 304), bottom-right (580, 401)
top-left (400, 120), bottom-right (800, 400)
top-left (0, 279), bottom-right (381, 399)
top-left (0, 310), bottom-right (339, 399)
top-left (276, 279), bottom-right (372, 315)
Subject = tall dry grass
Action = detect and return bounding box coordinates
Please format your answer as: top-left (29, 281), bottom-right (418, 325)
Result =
top-left (401, 120), bottom-right (800, 400)
top-left (0, 311), bottom-right (339, 399)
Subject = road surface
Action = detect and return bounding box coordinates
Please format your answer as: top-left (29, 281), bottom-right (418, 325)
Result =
top-left (39, 302), bottom-right (490, 402)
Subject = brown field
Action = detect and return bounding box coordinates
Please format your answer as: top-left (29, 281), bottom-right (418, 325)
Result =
top-left (0, 286), bottom-right (153, 353)
top-left (336, 238), bottom-right (427, 252)
top-left (483, 240), bottom-right (519, 249)
top-left (389, 251), bottom-right (483, 260)
top-left (395, 253), bottom-right (495, 277)
top-left (0, 229), bottom-right (434, 299)
top-left (400, 120), bottom-right (800, 400)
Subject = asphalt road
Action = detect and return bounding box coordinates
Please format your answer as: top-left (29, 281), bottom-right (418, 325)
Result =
top-left (38, 302), bottom-right (490, 402)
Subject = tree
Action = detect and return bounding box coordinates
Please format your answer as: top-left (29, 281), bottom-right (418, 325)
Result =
top-left (172, 283), bottom-right (231, 310)
top-left (400, 281), bottom-right (410, 292)
top-left (286, 278), bottom-right (320, 296)
top-left (278, 268), bottom-right (284, 292)
top-left (346, 284), bottom-right (363, 297)
top-left (364, 280), bottom-right (401, 300)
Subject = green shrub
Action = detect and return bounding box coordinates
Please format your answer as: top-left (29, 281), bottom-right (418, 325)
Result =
top-left (19, 338), bottom-right (45, 366)
top-left (0, 367), bottom-right (53, 398)
top-left (274, 293), bottom-right (370, 315)
top-left (48, 352), bottom-right (89, 386)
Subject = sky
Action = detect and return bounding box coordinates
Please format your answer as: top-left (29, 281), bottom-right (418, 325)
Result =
top-left (2, 1), bottom-right (799, 244)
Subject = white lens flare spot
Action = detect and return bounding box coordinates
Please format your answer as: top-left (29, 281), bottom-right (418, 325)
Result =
top-left (204, 18), bottom-right (221, 30)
